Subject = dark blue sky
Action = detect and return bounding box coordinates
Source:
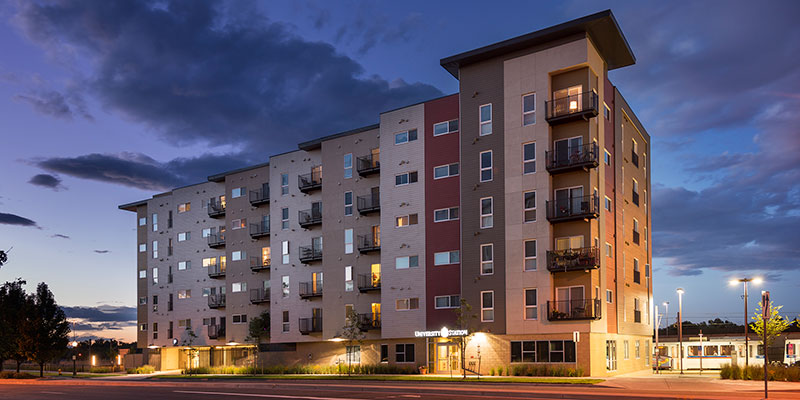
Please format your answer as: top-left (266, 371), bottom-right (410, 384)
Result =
top-left (1, 0), bottom-right (798, 340)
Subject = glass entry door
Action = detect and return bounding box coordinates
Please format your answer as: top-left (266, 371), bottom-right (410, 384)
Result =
top-left (436, 343), bottom-right (460, 373)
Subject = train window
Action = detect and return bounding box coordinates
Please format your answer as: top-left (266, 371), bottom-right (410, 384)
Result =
top-left (688, 346), bottom-right (701, 356)
top-left (704, 346), bottom-right (719, 356)
top-left (720, 345), bottom-right (734, 356)
top-left (788, 343), bottom-right (796, 356)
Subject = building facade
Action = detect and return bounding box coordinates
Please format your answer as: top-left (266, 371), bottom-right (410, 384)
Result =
top-left (120, 10), bottom-right (652, 376)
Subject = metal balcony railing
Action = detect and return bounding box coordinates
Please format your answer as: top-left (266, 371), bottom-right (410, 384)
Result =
top-left (357, 193), bottom-right (380, 215)
top-left (357, 313), bottom-right (381, 331)
top-left (298, 245), bottom-right (322, 263)
top-left (298, 317), bottom-right (323, 334)
top-left (208, 294), bottom-right (226, 309)
top-left (249, 220), bottom-right (270, 238)
top-left (546, 247), bottom-right (600, 273)
top-left (208, 264), bottom-right (226, 278)
top-left (546, 195), bottom-right (599, 223)
top-left (250, 288), bottom-right (270, 304)
top-left (208, 324), bottom-right (225, 339)
top-left (357, 234), bottom-right (380, 253)
top-left (547, 298), bottom-right (601, 321)
top-left (356, 154), bottom-right (380, 176)
top-left (544, 91), bottom-right (599, 125)
top-left (250, 256), bottom-right (271, 271)
top-left (207, 231), bottom-right (225, 248)
top-left (298, 208), bottom-right (322, 228)
top-left (298, 171), bottom-right (322, 193)
top-left (299, 281), bottom-right (323, 299)
top-left (545, 143), bottom-right (599, 174)
top-left (357, 273), bottom-right (381, 293)
top-left (208, 198), bottom-right (226, 218)
top-left (249, 184), bottom-right (270, 206)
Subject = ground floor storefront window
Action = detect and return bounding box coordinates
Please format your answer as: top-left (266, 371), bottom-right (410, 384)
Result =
top-left (510, 340), bottom-right (576, 363)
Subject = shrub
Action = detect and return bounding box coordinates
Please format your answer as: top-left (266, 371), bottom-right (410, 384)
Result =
top-left (0, 371), bottom-right (36, 379)
top-left (720, 363), bottom-right (732, 379)
top-left (90, 366), bottom-right (115, 373)
top-left (127, 365), bottom-right (155, 374)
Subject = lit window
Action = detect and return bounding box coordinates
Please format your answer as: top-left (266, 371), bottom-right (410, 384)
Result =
top-left (480, 197), bottom-right (493, 228)
top-left (344, 192), bottom-right (353, 216)
top-left (394, 129), bottom-right (418, 144)
top-left (524, 289), bottom-right (537, 320)
top-left (479, 104), bottom-right (492, 135)
top-left (395, 255), bottom-right (419, 269)
top-left (480, 151), bottom-right (492, 182)
top-left (434, 295), bottom-right (460, 309)
top-left (202, 257), bottom-right (217, 268)
top-left (522, 93), bottom-right (535, 126)
top-left (523, 142), bottom-right (535, 174)
top-left (481, 291), bottom-right (494, 322)
top-left (178, 289), bottom-right (191, 299)
top-left (344, 154), bottom-right (353, 179)
top-left (433, 207), bottom-right (459, 222)
top-left (281, 173), bottom-right (289, 195)
top-left (481, 244), bottom-right (493, 275)
top-left (395, 171), bottom-right (418, 186)
top-left (178, 203), bottom-right (190, 213)
top-left (433, 163), bottom-right (459, 179)
top-left (434, 250), bottom-right (459, 266)
top-left (282, 241), bottom-right (290, 264)
top-left (232, 219), bottom-right (246, 230)
top-left (523, 191), bottom-right (536, 222)
top-left (433, 119), bottom-right (459, 136)
top-left (395, 214), bottom-right (418, 227)
top-left (524, 240), bottom-right (536, 271)
top-left (232, 282), bottom-right (247, 293)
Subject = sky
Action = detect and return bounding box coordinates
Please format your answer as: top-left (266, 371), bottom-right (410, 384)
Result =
top-left (0, 0), bottom-right (798, 342)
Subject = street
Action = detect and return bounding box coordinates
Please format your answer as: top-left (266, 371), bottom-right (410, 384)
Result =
top-left (1, 376), bottom-right (799, 400)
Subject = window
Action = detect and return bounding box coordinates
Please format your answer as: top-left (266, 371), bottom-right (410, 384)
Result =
top-left (523, 142), bottom-right (535, 174)
top-left (281, 208), bottom-right (289, 230)
top-left (433, 163), bottom-right (459, 179)
top-left (201, 228), bottom-right (211, 238)
top-left (606, 289), bottom-right (613, 303)
top-left (524, 240), bottom-right (536, 271)
top-left (343, 153), bottom-right (353, 179)
top-left (152, 267), bottom-right (158, 285)
top-left (632, 178), bottom-right (639, 206)
top-left (434, 250), bottom-right (459, 266)
top-left (394, 129), bottom-right (418, 144)
top-left (395, 298), bottom-right (419, 311)
top-left (232, 314), bottom-right (247, 324)
top-left (232, 187), bottom-right (246, 198)
top-left (139, 217), bottom-right (146, 226)
top-left (480, 197), bottom-right (493, 228)
top-left (282, 241), bottom-right (289, 264)
top-left (434, 119), bottom-right (458, 136)
top-left (345, 345), bottom-right (361, 364)
top-left (380, 345), bottom-right (389, 362)
top-left (479, 104), bottom-right (492, 135)
top-left (396, 344), bottom-right (415, 363)
top-left (281, 173), bottom-right (289, 195)
top-left (434, 295), bottom-right (460, 309)
top-left (634, 298), bottom-right (642, 323)
top-left (624, 340), bottom-right (630, 360)
top-left (139, 243), bottom-right (146, 253)
top-left (152, 213), bottom-right (158, 231)
top-left (344, 192), bottom-right (353, 216)
top-left (605, 196), bottom-right (612, 211)
top-left (395, 171), bottom-right (418, 186)
top-left (395, 214), bottom-right (418, 227)
top-left (523, 191), bottom-right (536, 222)
top-left (604, 103), bottom-right (610, 120)
top-left (232, 219), bottom-right (246, 230)
top-left (178, 203), bottom-right (190, 213)
top-left (604, 149), bottom-right (611, 165)
top-left (395, 255), bottom-right (419, 269)
top-left (344, 266), bottom-right (353, 292)
top-left (178, 289), bottom-right (191, 299)
top-left (633, 259), bottom-right (641, 284)
top-left (232, 250), bottom-right (246, 261)
top-left (138, 296), bottom-right (147, 305)
top-left (202, 287), bottom-right (210, 297)
top-left (479, 151), bottom-right (492, 182)
top-left (178, 260), bottom-right (190, 270)
top-left (433, 207), bottom-right (459, 222)
top-left (605, 242), bottom-right (613, 257)
top-left (152, 240), bottom-right (158, 258)
top-left (635, 341), bottom-right (641, 359)
top-left (202, 257), bottom-right (217, 268)
top-left (480, 244), bottom-right (493, 275)
top-left (524, 289), bottom-right (537, 320)
top-left (139, 323), bottom-right (147, 331)
top-left (232, 282), bottom-right (247, 293)
top-left (344, 229), bottom-right (353, 254)
top-left (631, 139), bottom-right (639, 167)
top-left (278, 311), bottom-right (289, 333)
top-left (177, 231), bottom-right (190, 242)
top-left (523, 93), bottom-right (536, 125)
top-left (481, 291), bottom-right (494, 322)
top-left (281, 276), bottom-right (290, 297)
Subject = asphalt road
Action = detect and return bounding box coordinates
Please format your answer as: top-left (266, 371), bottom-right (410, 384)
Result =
top-left (1, 378), bottom-right (798, 400)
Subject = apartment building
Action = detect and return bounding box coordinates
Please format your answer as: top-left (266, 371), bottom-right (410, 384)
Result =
top-left (119, 10), bottom-right (652, 376)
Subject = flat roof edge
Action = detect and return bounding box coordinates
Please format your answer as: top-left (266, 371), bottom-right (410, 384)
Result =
top-left (297, 123), bottom-right (380, 151)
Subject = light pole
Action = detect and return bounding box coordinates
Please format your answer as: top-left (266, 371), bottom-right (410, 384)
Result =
top-left (676, 288), bottom-right (684, 374)
top-left (729, 277), bottom-right (762, 368)
top-left (662, 302), bottom-right (670, 336)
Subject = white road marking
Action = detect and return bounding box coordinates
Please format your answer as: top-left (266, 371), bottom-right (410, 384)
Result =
top-left (173, 390), bottom-right (362, 400)
top-left (40, 392), bottom-right (66, 395)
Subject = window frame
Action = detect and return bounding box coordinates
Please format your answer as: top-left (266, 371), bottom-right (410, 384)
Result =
top-left (479, 104), bottom-right (492, 136)
top-left (433, 119), bottom-right (459, 136)
top-left (524, 239), bottom-right (537, 271)
top-left (480, 197), bottom-right (493, 229)
top-left (344, 191), bottom-right (353, 216)
top-left (280, 173), bottom-right (289, 195)
top-left (434, 295), bottom-right (460, 309)
top-left (524, 288), bottom-right (538, 320)
top-left (522, 93), bottom-right (536, 126)
top-left (433, 207), bottom-right (459, 223)
top-left (480, 243), bottom-right (494, 275)
top-left (480, 290), bottom-right (494, 322)
top-left (434, 250), bottom-right (460, 266)
top-left (523, 142), bottom-right (536, 174)
top-left (343, 153), bottom-right (353, 179)
top-left (479, 150), bottom-right (493, 182)
top-left (523, 191), bottom-right (536, 223)
top-left (433, 163), bottom-right (459, 179)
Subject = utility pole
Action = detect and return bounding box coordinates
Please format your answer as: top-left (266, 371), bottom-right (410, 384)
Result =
top-left (762, 291), bottom-right (769, 399)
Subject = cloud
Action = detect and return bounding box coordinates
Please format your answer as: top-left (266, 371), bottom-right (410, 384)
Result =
top-left (61, 305), bottom-right (136, 324)
top-left (51, 234), bottom-right (70, 239)
top-left (93, 250), bottom-right (110, 254)
top-left (0, 212), bottom-right (37, 227)
top-left (29, 173), bottom-right (65, 190)
top-left (13, 88), bottom-right (93, 121)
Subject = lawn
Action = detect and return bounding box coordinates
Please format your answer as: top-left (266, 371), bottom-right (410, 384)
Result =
top-left (151, 374), bottom-right (603, 384)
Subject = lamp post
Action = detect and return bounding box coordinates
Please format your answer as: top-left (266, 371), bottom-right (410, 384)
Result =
top-left (676, 288), bottom-right (684, 374)
top-left (729, 277), bottom-right (762, 368)
top-left (70, 340), bottom-right (78, 377)
top-left (662, 302), bottom-right (670, 336)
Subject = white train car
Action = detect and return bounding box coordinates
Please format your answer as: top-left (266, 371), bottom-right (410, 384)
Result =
top-left (655, 333), bottom-right (800, 370)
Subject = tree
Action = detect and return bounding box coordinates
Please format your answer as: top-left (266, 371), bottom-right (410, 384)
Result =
top-left (339, 309), bottom-right (365, 376)
top-left (453, 299), bottom-right (479, 379)
top-left (750, 301), bottom-right (791, 347)
top-left (0, 279), bottom-right (27, 372)
top-left (181, 328), bottom-right (199, 374)
top-left (18, 283), bottom-right (70, 377)
top-left (0, 249), bottom-right (8, 268)
top-left (247, 311), bottom-right (270, 343)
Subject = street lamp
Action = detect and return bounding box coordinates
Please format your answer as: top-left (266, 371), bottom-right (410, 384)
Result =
top-left (662, 302), bottom-right (670, 336)
top-left (729, 277), bottom-right (762, 368)
top-left (676, 288), bottom-right (684, 374)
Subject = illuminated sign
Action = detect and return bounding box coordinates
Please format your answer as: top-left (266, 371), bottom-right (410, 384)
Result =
top-left (414, 327), bottom-right (468, 338)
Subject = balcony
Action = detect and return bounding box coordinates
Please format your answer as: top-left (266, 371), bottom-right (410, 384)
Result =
top-left (250, 256), bottom-right (271, 272)
top-left (357, 273), bottom-right (381, 293)
top-left (250, 288), bottom-right (270, 304)
top-left (298, 317), bottom-right (322, 335)
top-left (249, 184), bottom-right (270, 206)
top-left (298, 208), bottom-right (322, 228)
top-left (208, 198), bottom-right (226, 218)
top-left (208, 264), bottom-right (226, 279)
top-left (299, 281), bottom-right (323, 299)
top-left (299, 245), bottom-right (322, 264)
top-left (207, 232), bottom-right (225, 248)
top-left (544, 91), bottom-right (599, 125)
top-left (249, 220), bottom-right (270, 239)
top-left (298, 171), bottom-right (322, 193)
top-left (546, 195), bottom-right (599, 223)
top-left (208, 293), bottom-right (226, 309)
top-left (357, 313), bottom-right (381, 331)
top-left (356, 154), bottom-right (380, 176)
top-left (357, 234), bottom-right (380, 254)
top-left (208, 324), bottom-right (225, 339)
top-left (546, 247), bottom-right (600, 273)
top-left (547, 299), bottom-right (601, 321)
top-left (357, 193), bottom-right (380, 215)
top-left (545, 143), bottom-right (599, 174)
